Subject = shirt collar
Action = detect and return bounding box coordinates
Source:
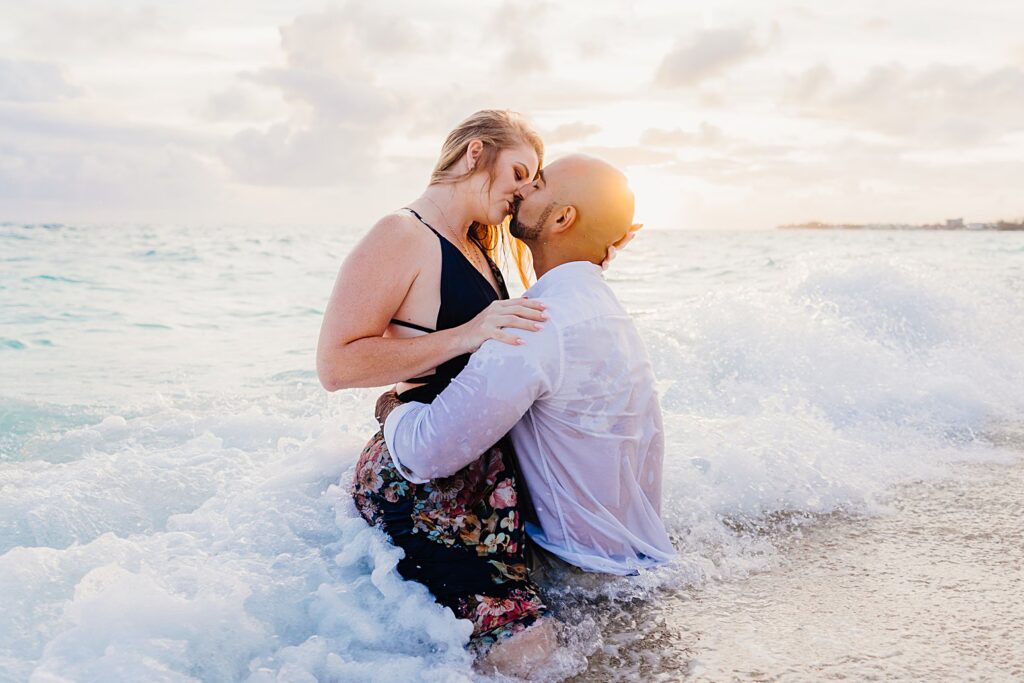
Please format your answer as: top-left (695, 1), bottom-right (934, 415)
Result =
top-left (528, 260), bottom-right (602, 295)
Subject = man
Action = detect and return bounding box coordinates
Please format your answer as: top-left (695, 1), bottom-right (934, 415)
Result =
top-left (381, 154), bottom-right (675, 576)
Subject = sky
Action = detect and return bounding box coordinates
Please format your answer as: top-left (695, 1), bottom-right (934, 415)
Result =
top-left (1, 0), bottom-right (1023, 230)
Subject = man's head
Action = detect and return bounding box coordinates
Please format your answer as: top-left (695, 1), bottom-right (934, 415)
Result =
top-left (510, 155), bottom-right (635, 273)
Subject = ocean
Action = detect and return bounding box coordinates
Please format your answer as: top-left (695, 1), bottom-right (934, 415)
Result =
top-left (2, 223), bottom-right (1022, 681)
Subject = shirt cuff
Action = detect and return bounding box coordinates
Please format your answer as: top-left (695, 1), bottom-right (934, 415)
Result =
top-left (382, 401), bottom-right (430, 484)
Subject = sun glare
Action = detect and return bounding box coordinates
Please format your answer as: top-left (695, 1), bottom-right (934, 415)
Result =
top-left (625, 167), bottom-right (682, 230)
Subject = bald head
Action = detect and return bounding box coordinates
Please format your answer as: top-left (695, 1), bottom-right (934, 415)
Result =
top-left (511, 154), bottom-right (635, 273)
top-left (547, 154), bottom-right (634, 240)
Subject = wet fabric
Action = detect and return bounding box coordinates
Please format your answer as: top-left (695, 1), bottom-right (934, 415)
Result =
top-left (352, 430), bottom-right (547, 645)
top-left (383, 261), bottom-right (677, 575)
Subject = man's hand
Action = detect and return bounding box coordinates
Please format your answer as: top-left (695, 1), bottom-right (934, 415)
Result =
top-left (601, 223), bottom-right (643, 271)
top-left (375, 390), bottom-right (402, 429)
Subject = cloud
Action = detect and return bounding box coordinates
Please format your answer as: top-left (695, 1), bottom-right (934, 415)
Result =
top-left (11, 5), bottom-right (178, 56)
top-left (577, 39), bottom-right (606, 59)
top-left (640, 122), bottom-right (724, 147)
top-left (216, 5), bottom-right (422, 187)
top-left (0, 113), bottom-right (222, 222)
top-left (663, 156), bottom-right (749, 181)
top-left (487, 1), bottom-right (552, 78)
top-left (788, 5), bottom-right (818, 20)
top-left (791, 62), bottom-right (1024, 145)
top-left (579, 145), bottom-right (677, 168)
top-left (0, 97), bottom-right (242, 225)
top-left (0, 142), bottom-right (218, 205)
top-left (275, 5), bottom-right (423, 72)
top-left (544, 122), bottom-right (601, 143)
top-left (787, 63), bottom-right (834, 101)
top-left (655, 26), bottom-right (763, 87)
top-left (201, 84), bottom-right (285, 123)
top-left (662, 133), bottom-right (1022, 207)
top-left (215, 2), bottom-right (615, 188)
top-left (498, 44), bottom-right (550, 78)
top-left (221, 122), bottom-right (374, 187)
top-left (0, 104), bottom-right (209, 149)
top-left (0, 59), bottom-right (79, 102)
top-left (247, 68), bottom-right (399, 125)
top-left (657, 134), bottom-right (1024, 229)
top-left (5, 2), bottom-right (1020, 229)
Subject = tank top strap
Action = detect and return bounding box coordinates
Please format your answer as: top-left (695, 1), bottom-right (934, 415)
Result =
top-left (390, 318), bottom-right (434, 333)
top-left (402, 207), bottom-right (443, 239)
top-left (391, 205), bottom-right (503, 402)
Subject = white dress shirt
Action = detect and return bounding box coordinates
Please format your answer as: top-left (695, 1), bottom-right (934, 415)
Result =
top-left (383, 260), bottom-right (675, 575)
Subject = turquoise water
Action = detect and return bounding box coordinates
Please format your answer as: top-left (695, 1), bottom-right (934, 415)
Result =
top-left (2, 223), bottom-right (1023, 681)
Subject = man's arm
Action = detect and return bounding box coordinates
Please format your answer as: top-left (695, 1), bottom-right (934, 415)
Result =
top-left (383, 324), bottom-right (560, 483)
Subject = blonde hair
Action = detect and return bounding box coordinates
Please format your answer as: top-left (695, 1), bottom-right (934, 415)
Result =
top-left (430, 110), bottom-right (542, 289)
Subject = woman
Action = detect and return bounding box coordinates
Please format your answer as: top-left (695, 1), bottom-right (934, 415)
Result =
top-left (316, 110), bottom-right (555, 672)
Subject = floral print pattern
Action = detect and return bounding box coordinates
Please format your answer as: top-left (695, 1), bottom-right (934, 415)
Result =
top-left (352, 430), bottom-right (547, 642)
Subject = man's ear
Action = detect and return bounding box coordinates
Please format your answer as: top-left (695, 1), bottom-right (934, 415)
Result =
top-left (551, 205), bottom-right (577, 233)
top-left (465, 139), bottom-right (484, 171)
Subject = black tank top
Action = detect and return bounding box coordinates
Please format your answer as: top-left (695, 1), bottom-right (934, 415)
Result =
top-left (390, 208), bottom-right (509, 404)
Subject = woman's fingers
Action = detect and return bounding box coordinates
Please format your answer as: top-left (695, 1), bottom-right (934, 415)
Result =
top-left (612, 223), bottom-right (642, 250)
top-left (602, 223), bottom-right (644, 270)
top-left (601, 246), bottom-right (618, 271)
top-left (613, 232), bottom-right (636, 250)
top-left (497, 314), bottom-right (543, 331)
top-left (462, 297), bottom-right (546, 352)
top-left (492, 330), bottom-right (526, 346)
top-left (505, 305), bottom-right (547, 321)
top-left (506, 297), bottom-right (546, 311)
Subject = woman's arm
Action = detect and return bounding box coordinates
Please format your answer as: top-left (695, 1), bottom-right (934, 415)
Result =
top-left (317, 214), bottom-right (453, 390)
top-left (316, 215), bottom-right (546, 391)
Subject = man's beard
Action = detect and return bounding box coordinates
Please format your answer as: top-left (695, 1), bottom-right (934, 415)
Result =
top-left (510, 201), bottom-right (555, 241)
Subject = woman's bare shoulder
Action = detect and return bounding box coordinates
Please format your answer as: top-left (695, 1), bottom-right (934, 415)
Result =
top-left (372, 210), bottom-right (431, 237)
top-left (348, 209), bottom-right (434, 260)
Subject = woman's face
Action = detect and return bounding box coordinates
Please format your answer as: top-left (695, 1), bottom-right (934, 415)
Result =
top-left (474, 142), bottom-right (540, 225)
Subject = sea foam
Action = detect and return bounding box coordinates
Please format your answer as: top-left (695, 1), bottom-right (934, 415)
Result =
top-left (2, 225), bottom-right (1022, 681)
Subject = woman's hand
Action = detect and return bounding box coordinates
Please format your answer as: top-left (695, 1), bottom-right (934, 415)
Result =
top-left (601, 223), bottom-right (643, 271)
top-left (456, 297), bottom-right (548, 352)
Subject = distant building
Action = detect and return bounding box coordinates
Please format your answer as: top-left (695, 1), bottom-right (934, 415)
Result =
top-left (945, 218), bottom-right (964, 229)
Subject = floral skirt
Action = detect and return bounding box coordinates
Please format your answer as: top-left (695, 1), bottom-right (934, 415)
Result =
top-left (352, 430), bottom-right (547, 646)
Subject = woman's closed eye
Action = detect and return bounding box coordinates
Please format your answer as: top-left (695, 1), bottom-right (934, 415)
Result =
top-left (531, 169), bottom-right (545, 190)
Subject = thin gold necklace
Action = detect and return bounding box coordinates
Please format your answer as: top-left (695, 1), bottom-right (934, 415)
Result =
top-left (421, 196), bottom-right (486, 272)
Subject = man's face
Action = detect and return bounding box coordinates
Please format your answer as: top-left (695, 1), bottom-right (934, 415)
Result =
top-left (510, 168), bottom-right (558, 241)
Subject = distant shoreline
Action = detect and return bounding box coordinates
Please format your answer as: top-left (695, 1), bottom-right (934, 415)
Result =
top-left (779, 218), bottom-right (1024, 231)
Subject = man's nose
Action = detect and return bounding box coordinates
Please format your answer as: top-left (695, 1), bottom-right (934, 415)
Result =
top-left (516, 184), bottom-right (534, 200)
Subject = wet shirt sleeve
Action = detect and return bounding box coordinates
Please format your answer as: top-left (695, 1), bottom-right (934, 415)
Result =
top-left (383, 323), bottom-right (561, 483)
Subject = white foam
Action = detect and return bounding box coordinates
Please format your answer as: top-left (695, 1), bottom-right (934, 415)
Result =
top-left (3, 227), bottom-right (1023, 680)
top-left (2, 426), bottom-right (478, 682)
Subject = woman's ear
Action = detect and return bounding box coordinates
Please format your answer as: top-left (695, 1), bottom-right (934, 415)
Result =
top-left (465, 139), bottom-right (484, 171)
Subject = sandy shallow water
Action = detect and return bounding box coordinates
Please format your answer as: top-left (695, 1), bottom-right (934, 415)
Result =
top-left (567, 456), bottom-right (1024, 682)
